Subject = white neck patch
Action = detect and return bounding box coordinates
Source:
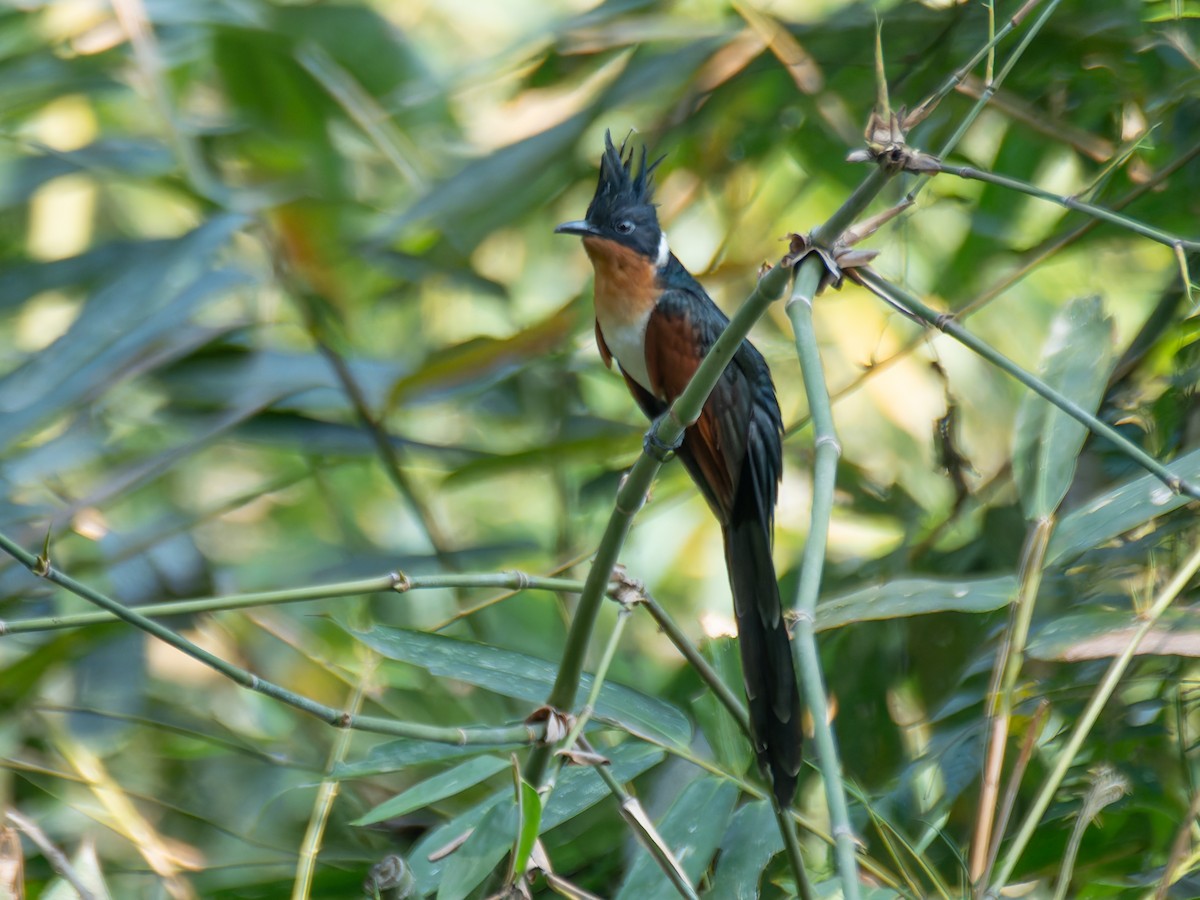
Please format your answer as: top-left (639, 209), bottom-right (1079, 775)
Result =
top-left (655, 231), bottom-right (670, 269)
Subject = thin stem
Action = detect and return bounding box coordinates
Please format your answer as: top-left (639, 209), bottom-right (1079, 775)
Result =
top-left (773, 802), bottom-right (814, 900)
top-left (293, 655), bottom-right (375, 899)
top-left (906, 0), bottom-right (1045, 127)
top-left (1153, 786), bottom-right (1200, 899)
top-left (988, 539), bottom-right (1200, 893)
top-left (0, 572), bottom-right (591, 635)
top-left (812, 166), bottom-right (894, 246)
top-left (908, 0), bottom-right (1062, 204)
top-left (561, 609), bottom-right (633, 755)
top-left (0, 528), bottom-right (541, 746)
top-left (784, 140), bottom-right (1200, 445)
top-left (970, 519), bottom-right (1052, 890)
top-left (6, 808), bottom-right (96, 900)
top-left (786, 260), bottom-right (859, 900)
top-left (300, 296), bottom-right (459, 574)
top-left (984, 699), bottom-right (1050, 887)
top-left (931, 161), bottom-right (1200, 252)
top-left (853, 268), bottom-right (1200, 501)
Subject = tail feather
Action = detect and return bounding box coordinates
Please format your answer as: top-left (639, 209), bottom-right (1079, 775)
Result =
top-left (724, 488), bottom-right (802, 806)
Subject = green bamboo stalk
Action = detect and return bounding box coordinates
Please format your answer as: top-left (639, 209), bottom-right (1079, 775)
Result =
top-left (853, 268), bottom-right (1200, 501)
top-left (786, 259), bottom-right (860, 900)
top-left (987, 539), bottom-right (1200, 893)
top-left (774, 802), bottom-right (814, 900)
top-left (0, 571), bottom-right (592, 636)
top-left (0, 529), bottom-right (541, 746)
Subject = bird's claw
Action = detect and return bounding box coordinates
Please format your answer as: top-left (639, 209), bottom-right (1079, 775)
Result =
top-left (643, 415), bottom-right (683, 462)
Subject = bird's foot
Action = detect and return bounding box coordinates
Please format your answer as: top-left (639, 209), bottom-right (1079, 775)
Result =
top-left (643, 413), bottom-right (684, 462)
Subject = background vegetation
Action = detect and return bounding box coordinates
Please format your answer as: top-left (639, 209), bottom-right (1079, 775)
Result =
top-left (2, 0), bottom-right (1199, 897)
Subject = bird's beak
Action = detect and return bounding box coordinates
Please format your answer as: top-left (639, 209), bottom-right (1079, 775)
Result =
top-left (554, 219), bottom-right (600, 237)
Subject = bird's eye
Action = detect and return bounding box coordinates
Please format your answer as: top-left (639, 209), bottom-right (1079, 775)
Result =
top-left (615, 220), bottom-right (636, 235)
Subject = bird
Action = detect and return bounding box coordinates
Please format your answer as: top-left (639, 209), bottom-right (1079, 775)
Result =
top-left (555, 132), bottom-right (802, 805)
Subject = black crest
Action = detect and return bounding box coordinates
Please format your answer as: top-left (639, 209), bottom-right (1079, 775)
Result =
top-left (582, 131), bottom-right (666, 256)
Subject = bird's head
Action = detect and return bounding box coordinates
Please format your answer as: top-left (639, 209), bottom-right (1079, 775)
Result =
top-left (555, 131), bottom-right (669, 268)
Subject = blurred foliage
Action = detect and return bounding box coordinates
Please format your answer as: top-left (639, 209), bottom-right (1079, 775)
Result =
top-left (1, 0), bottom-right (1199, 897)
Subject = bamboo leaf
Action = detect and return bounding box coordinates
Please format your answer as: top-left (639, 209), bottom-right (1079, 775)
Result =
top-left (815, 576), bottom-right (1016, 631)
top-left (437, 799), bottom-right (516, 900)
top-left (408, 742), bottom-right (662, 889)
top-left (509, 762), bottom-right (543, 884)
top-left (352, 755), bottom-right (510, 825)
top-left (388, 300), bottom-right (584, 408)
top-left (347, 625), bottom-right (691, 747)
top-left (337, 740), bottom-right (519, 779)
top-left (614, 775), bottom-right (737, 899)
top-left (1047, 446), bottom-right (1200, 564)
top-left (708, 799), bottom-right (782, 899)
top-left (692, 637), bottom-right (752, 776)
top-left (1013, 296), bottom-right (1116, 520)
top-left (1028, 608), bottom-right (1200, 661)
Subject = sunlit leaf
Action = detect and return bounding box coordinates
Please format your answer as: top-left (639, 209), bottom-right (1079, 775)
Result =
top-left (1013, 296), bottom-right (1115, 520)
top-left (1047, 446), bottom-right (1200, 564)
top-left (1028, 608), bottom-right (1200, 662)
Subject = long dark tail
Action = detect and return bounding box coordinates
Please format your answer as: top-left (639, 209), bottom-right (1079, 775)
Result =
top-left (724, 485), bottom-right (802, 806)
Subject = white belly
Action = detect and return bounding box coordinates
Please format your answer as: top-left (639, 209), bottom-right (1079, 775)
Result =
top-left (597, 306), bottom-right (654, 395)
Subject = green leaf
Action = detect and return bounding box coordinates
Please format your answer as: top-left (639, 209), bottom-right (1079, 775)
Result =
top-left (540, 741), bottom-right (663, 831)
top-left (692, 637), bottom-right (752, 776)
top-left (1012, 296), bottom-right (1116, 520)
top-left (1027, 608), bottom-right (1200, 662)
top-left (347, 625), bottom-right (691, 747)
top-left (337, 739), bottom-right (520, 779)
top-left (615, 775), bottom-right (738, 899)
top-left (509, 762), bottom-right (543, 883)
top-left (351, 755), bottom-right (510, 825)
top-left (388, 300), bottom-right (583, 408)
top-left (407, 742), bottom-right (662, 889)
top-left (437, 799), bottom-right (517, 900)
top-left (43, 839), bottom-right (111, 900)
top-left (1047, 446), bottom-right (1200, 564)
top-left (815, 576), bottom-right (1016, 631)
top-left (0, 140), bottom-right (174, 206)
top-left (708, 800), bottom-right (782, 899)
